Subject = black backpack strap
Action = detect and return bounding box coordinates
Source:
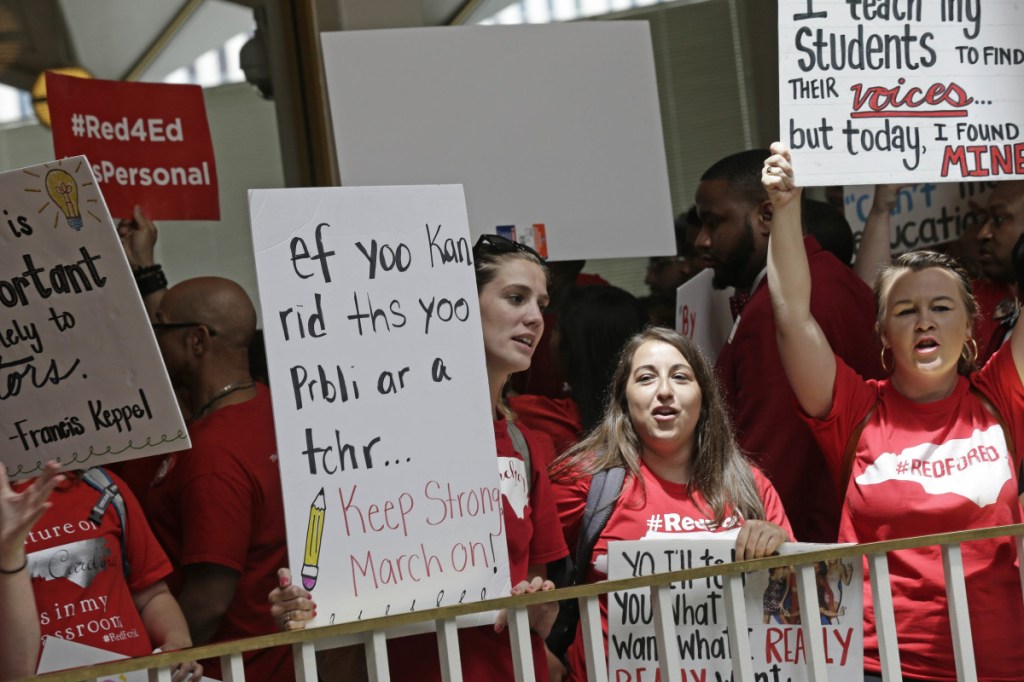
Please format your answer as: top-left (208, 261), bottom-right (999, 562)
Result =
top-left (506, 421), bottom-right (531, 494)
top-left (575, 466), bottom-right (625, 575)
top-left (546, 465), bottom-right (626, 660)
top-left (80, 467), bottom-right (130, 577)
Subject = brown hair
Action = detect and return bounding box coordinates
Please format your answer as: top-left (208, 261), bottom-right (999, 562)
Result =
top-left (874, 250), bottom-right (978, 374)
top-left (473, 237), bottom-right (549, 417)
top-left (550, 327), bottom-right (765, 526)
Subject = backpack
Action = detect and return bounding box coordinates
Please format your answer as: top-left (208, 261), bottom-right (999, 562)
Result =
top-left (546, 466), bottom-right (625, 660)
top-left (80, 467), bottom-right (130, 577)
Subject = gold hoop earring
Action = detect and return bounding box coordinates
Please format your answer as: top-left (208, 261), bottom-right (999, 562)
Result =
top-left (880, 346), bottom-right (892, 373)
top-left (962, 337), bottom-right (978, 367)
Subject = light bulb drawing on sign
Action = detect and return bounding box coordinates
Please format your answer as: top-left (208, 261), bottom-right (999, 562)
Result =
top-left (27, 159), bottom-right (101, 231)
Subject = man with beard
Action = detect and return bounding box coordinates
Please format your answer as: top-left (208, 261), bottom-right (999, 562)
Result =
top-left (976, 180), bottom-right (1024, 361)
top-left (695, 150), bottom-right (881, 542)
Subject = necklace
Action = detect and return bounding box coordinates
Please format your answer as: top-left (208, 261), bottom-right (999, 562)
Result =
top-left (190, 380), bottom-right (255, 421)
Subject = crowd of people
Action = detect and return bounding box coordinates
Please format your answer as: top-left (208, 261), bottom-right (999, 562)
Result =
top-left (2, 143), bottom-right (1023, 682)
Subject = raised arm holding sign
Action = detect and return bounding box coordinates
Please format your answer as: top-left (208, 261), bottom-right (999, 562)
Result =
top-left (765, 142), bottom-right (1024, 680)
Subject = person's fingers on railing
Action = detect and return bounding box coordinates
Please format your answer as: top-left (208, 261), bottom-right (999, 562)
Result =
top-left (526, 579), bottom-right (558, 639)
top-left (493, 607), bottom-right (509, 634)
top-left (170, 659), bottom-right (203, 682)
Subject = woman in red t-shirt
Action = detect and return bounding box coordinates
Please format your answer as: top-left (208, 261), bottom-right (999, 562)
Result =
top-left (764, 143), bottom-right (1024, 682)
top-left (549, 327), bottom-right (793, 681)
top-left (270, 234), bottom-right (568, 681)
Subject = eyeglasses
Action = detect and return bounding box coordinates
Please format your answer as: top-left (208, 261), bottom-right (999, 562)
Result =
top-left (474, 234), bottom-right (544, 261)
top-left (152, 322), bottom-right (218, 337)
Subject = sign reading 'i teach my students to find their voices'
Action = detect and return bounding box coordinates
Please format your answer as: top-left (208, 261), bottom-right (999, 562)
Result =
top-left (249, 184), bottom-right (511, 625)
top-left (779, 0), bottom-right (1024, 185)
top-left (0, 157), bottom-right (189, 480)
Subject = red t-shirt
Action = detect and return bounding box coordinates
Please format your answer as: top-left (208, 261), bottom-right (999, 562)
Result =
top-left (804, 346), bottom-right (1024, 681)
top-left (145, 384), bottom-right (292, 682)
top-left (22, 470), bottom-right (170, 660)
top-left (387, 418), bottom-right (569, 681)
top-left (552, 461), bottom-right (792, 682)
top-left (509, 394), bottom-right (583, 461)
top-left (716, 237), bottom-right (882, 542)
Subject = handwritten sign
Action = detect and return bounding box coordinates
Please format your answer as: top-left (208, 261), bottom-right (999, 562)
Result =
top-left (608, 538), bottom-right (862, 682)
top-left (249, 184), bottom-right (511, 625)
top-left (48, 72), bottom-right (219, 220)
top-left (779, 0), bottom-right (1024, 185)
top-left (320, 23), bottom-right (675, 261)
top-left (675, 270), bottom-right (734, 363)
top-left (0, 157), bottom-right (189, 480)
top-left (844, 181), bottom-right (995, 255)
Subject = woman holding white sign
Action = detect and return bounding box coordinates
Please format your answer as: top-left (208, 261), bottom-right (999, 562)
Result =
top-left (549, 326), bottom-right (793, 681)
top-left (271, 233), bottom-right (568, 681)
top-left (762, 142), bottom-right (1024, 682)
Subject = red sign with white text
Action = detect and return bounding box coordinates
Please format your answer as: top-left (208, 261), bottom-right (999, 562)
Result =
top-left (48, 72), bottom-right (219, 220)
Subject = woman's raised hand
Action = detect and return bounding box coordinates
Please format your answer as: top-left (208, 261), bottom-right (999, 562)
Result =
top-left (0, 461), bottom-right (62, 558)
top-left (762, 142), bottom-right (800, 210)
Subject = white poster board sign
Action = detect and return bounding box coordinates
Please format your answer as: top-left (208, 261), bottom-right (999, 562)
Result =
top-left (778, 0), bottom-right (1024, 186)
top-left (249, 184), bottom-right (510, 625)
top-left (0, 157), bottom-right (188, 480)
top-left (37, 636), bottom-right (217, 681)
top-left (321, 23), bottom-right (675, 261)
top-left (675, 270), bottom-right (734, 363)
top-left (608, 538), bottom-right (863, 682)
top-left (844, 181), bottom-right (995, 256)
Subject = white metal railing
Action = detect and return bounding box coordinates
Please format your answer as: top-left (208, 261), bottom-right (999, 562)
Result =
top-left (19, 524), bottom-right (1024, 682)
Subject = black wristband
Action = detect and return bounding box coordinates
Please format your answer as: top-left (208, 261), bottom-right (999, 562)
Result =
top-left (134, 264), bottom-right (167, 296)
top-left (0, 555), bottom-right (27, 574)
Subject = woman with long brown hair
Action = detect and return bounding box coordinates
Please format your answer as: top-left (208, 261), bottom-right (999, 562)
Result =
top-left (550, 326), bottom-right (791, 681)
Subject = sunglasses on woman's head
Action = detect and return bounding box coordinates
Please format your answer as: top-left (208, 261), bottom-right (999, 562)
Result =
top-left (473, 234), bottom-right (544, 261)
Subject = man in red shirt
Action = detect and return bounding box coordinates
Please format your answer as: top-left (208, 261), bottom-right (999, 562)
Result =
top-left (118, 209), bottom-right (292, 681)
top-left (695, 150), bottom-right (882, 542)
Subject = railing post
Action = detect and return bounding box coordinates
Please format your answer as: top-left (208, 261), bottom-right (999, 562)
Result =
top-left (1015, 533), bottom-right (1024, 606)
top-left (292, 641), bottom-right (317, 682)
top-left (507, 606), bottom-right (536, 682)
top-left (795, 563), bottom-right (828, 682)
top-left (219, 652), bottom-right (246, 681)
top-left (581, 594), bottom-right (608, 682)
top-left (652, 583), bottom-right (681, 682)
top-left (366, 629), bottom-right (391, 681)
top-left (436, 617), bottom-right (463, 682)
top-left (941, 543), bottom-right (978, 682)
top-left (723, 573), bottom-right (754, 682)
top-left (868, 552), bottom-right (902, 682)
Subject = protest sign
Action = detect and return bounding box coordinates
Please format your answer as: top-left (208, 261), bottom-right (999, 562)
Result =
top-left (675, 270), bottom-right (734, 363)
top-left (844, 181), bottom-right (995, 255)
top-left (321, 23), bottom-right (674, 261)
top-left (48, 72), bottom-right (219, 220)
top-left (37, 636), bottom-right (216, 681)
top-left (778, 0), bottom-right (1024, 186)
top-left (249, 184), bottom-right (511, 625)
top-left (608, 538), bottom-right (862, 682)
top-left (0, 157), bottom-right (189, 480)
